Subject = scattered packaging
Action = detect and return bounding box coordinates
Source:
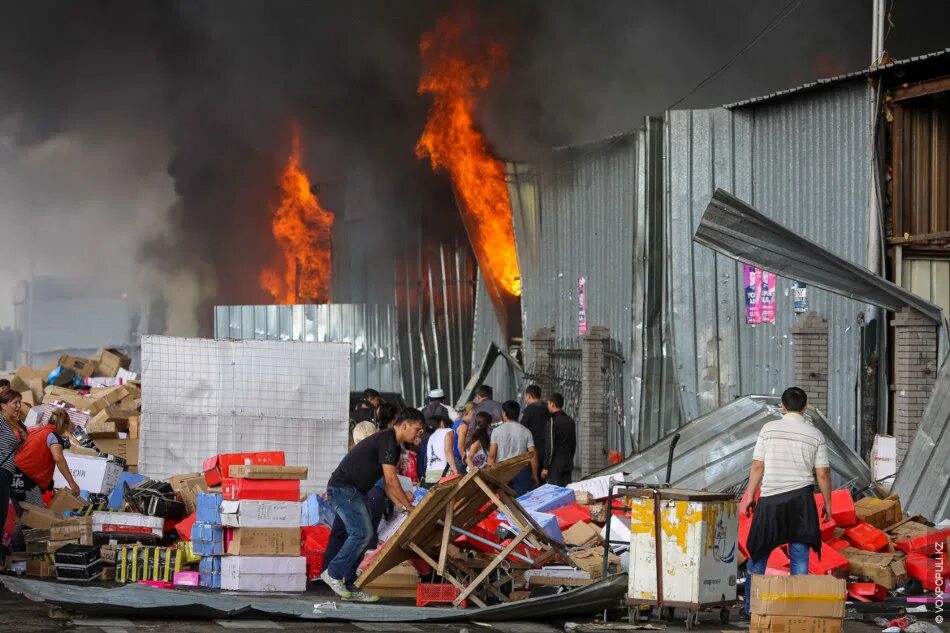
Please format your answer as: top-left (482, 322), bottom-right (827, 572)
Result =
top-left (199, 555), bottom-right (222, 589)
top-left (54, 452), bottom-right (123, 494)
top-left (58, 354), bottom-right (99, 378)
top-left (362, 561), bottom-right (420, 598)
top-left (848, 582), bottom-right (887, 602)
top-left (549, 503), bottom-right (592, 529)
top-left (573, 490), bottom-right (594, 505)
top-left (750, 615), bottom-right (842, 633)
top-left (838, 548), bottom-right (908, 589)
top-left (192, 523), bottom-right (224, 556)
top-left (893, 526), bottom-right (950, 556)
top-left (568, 548), bottom-right (620, 579)
top-left (525, 566), bottom-right (592, 587)
top-left (94, 348), bottom-right (131, 378)
top-left (808, 543), bottom-right (850, 577)
top-left (515, 484), bottom-right (577, 514)
top-left (94, 438), bottom-right (139, 468)
top-left (20, 503), bottom-right (64, 529)
top-left (108, 472), bottom-right (148, 510)
top-left (92, 511), bottom-right (165, 537)
top-left (175, 513), bottom-right (196, 541)
top-left (814, 490), bottom-right (857, 527)
top-left (221, 478), bottom-right (300, 502)
top-left (167, 472), bottom-right (209, 515)
top-left (562, 521), bottom-right (603, 548)
top-left (115, 545), bottom-right (183, 584)
top-left (219, 556), bottom-right (306, 592)
top-left (219, 500), bottom-right (301, 528)
top-left (26, 560), bottom-right (56, 578)
top-left (49, 488), bottom-right (88, 515)
top-left (54, 544), bottom-right (103, 582)
top-left (300, 494), bottom-right (335, 527)
top-left (845, 522), bottom-right (889, 552)
top-left (174, 570), bottom-right (201, 587)
top-left (854, 497), bottom-right (902, 530)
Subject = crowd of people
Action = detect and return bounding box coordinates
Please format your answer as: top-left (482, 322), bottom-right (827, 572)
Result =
top-left (321, 383), bottom-right (577, 601)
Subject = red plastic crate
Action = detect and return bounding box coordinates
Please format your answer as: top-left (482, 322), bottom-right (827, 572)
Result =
top-left (848, 582), bottom-right (887, 602)
top-left (814, 490), bottom-right (856, 527)
top-left (417, 583), bottom-right (467, 607)
top-left (845, 521), bottom-right (888, 552)
top-left (305, 548), bottom-right (325, 581)
top-left (809, 542), bottom-right (850, 577)
top-left (894, 527), bottom-right (950, 556)
top-left (906, 554), bottom-right (940, 591)
top-left (826, 538), bottom-right (850, 552)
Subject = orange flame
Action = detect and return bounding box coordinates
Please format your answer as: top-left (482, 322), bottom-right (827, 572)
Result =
top-left (260, 123), bottom-right (334, 304)
top-left (416, 9), bottom-right (521, 299)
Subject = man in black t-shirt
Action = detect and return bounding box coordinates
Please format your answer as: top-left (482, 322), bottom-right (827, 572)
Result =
top-left (322, 408), bottom-right (423, 602)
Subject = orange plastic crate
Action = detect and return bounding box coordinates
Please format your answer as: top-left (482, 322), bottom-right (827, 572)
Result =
top-left (416, 583), bottom-right (467, 607)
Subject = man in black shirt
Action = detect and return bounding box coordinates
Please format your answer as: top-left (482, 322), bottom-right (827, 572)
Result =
top-left (520, 384), bottom-right (549, 480)
top-left (542, 393), bottom-right (577, 486)
top-left (322, 408), bottom-right (423, 601)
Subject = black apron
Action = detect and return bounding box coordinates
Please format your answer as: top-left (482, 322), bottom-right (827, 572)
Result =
top-left (746, 484), bottom-right (821, 563)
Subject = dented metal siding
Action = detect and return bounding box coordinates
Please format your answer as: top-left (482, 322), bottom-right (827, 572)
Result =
top-left (667, 79), bottom-right (872, 446)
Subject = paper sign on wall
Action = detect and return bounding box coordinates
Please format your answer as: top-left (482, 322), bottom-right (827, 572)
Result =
top-left (744, 265), bottom-right (776, 325)
top-left (578, 277), bottom-right (588, 335)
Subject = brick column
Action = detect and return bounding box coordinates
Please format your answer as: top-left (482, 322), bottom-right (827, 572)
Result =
top-left (580, 326), bottom-right (610, 476)
top-left (892, 307), bottom-right (938, 466)
top-left (527, 327), bottom-right (555, 398)
top-left (791, 311), bottom-right (829, 417)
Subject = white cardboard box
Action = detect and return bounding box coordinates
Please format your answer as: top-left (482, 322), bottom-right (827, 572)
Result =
top-left (54, 453), bottom-right (123, 494)
top-left (92, 511), bottom-right (164, 536)
top-left (568, 473), bottom-right (626, 500)
top-left (871, 435), bottom-right (897, 494)
top-left (220, 556), bottom-right (307, 592)
top-left (219, 500), bottom-right (302, 528)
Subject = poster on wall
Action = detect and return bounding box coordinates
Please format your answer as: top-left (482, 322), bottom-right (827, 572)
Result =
top-left (743, 265), bottom-right (776, 325)
top-left (578, 276), bottom-right (588, 335)
top-left (793, 282), bottom-right (808, 314)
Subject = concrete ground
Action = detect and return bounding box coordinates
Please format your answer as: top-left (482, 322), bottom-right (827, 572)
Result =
top-left (0, 586), bottom-right (892, 633)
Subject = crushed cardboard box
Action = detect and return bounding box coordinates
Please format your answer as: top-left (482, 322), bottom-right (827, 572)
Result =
top-left (838, 547), bottom-right (908, 589)
top-left (854, 496), bottom-right (902, 530)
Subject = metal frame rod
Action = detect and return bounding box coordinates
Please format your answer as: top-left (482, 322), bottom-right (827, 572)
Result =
top-left (435, 520), bottom-right (534, 564)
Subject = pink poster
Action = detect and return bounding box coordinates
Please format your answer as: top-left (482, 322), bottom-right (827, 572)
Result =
top-left (744, 264), bottom-right (761, 325)
top-left (578, 276), bottom-right (588, 335)
top-left (744, 264), bottom-right (776, 325)
top-left (760, 270), bottom-right (776, 324)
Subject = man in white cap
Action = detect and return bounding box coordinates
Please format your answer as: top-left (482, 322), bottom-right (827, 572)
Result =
top-left (422, 388), bottom-right (455, 422)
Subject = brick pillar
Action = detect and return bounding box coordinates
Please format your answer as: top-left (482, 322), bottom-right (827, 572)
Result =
top-left (791, 312), bottom-right (829, 416)
top-left (892, 307), bottom-right (938, 466)
top-left (527, 327), bottom-right (555, 397)
top-left (580, 326), bottom-right (610, 476)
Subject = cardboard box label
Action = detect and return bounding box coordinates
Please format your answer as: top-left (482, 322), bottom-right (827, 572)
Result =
top-left (219, 500), bottom-right (301, 528)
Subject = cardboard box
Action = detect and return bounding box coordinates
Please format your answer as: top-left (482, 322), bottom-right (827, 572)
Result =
top-left (27, 538), bottom-right (78, 554)
top-left (94, 348), bottom-right (131, 378)
top-left (563, 521), bottom-right (603, 548)
top-left (870, 435), bottom-right (897, 494)
top-left (589, 504), bottom-right (607, 524)
top-left (573, 490), bottom-right (594, 505)
top-left (92, 511), bottom-right (164, 537)
top-left (93, 438), bottom-right (139, 467)
top-left (854, 496), bottom-right (902, 530)
top-left (86, 409), bottom-right (136, 436)
top-left (227, 465), bottom-right (308, 480)
top-left (568, 548), bottom-right (620, 579)
top-left (219, 556), bottom-right (307, 592)
top-left (515, 484), bottom-right (577, 513)
top-left (221, 478), bottom-right (299, 501)
top-left (101, 567), bottom-right (116, 582)
top-left (219, 500), bottom-right (301, 528)
top-left (751, 575), bottom-right (846, 618)
top-left (839, 547), bottom-right (908, 589)
top-left (750, 614), bottom-right (843, 633)
top-left (202, 452), bottom-right (286, 487)
top-left (12, 366), bottom-right (46, 404)
top-left (49, 488), bottom-right (87, 514)
top-left (362, 561), bottom-right (419, 598)
top-left (58, 354), bottom-right (99, 378)
top-left (54, 452), bottom-right (123, 494)
top-left (128, 416), bottom-right (140, 439)
top-left (26, 560), bottom-right (56, 578)
top-left (225, 528), bottom-right (301, 556)
top-left (167, 472), bottom-right (209, 515)
top-left (525, 566), bottom-right (593, 587)
top-left (20, 503), bottom-right (63, 529)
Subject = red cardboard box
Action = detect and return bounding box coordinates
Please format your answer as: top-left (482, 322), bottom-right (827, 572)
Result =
top-left (221, 478), bottom-right (300, 501)
top-left (846, 522), bottom-right (889, 552)
top-left (549, 504), bottom-right (591, 530)
top-left (826, 538), bottom-right (850, 552)
top-left (906, 554), bottom-right (940, 591)
top-left (893, 527), bottom-right (950, 556)
top-left (202, 452), bottom-right (286, 487)
top-left (848, 582), bottom-right (887, 602)
top-left (175, 512), bottom-right (196, 541)
top-left (814, 490), bottom-right (856, 527)
top-left (809, 542), bottom-right (850, 577)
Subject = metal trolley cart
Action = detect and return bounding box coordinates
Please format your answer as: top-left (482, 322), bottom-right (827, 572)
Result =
top-left (612, 486), bottom-right (738, 629)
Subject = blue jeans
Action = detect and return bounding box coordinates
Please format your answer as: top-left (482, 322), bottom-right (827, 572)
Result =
top-left (744, 543), bottom-right (810, 615)
top-left (325, 486), bottom-right (374, 584)
top-left (322, 486), bottom-right (385, 586)
top-left (510, 467), bottom-right (533, 496)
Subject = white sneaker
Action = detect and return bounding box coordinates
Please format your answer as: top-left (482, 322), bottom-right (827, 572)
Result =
top-left (345, 589), bottom-right (380, 603)
top-left (320, 569), bottom-right (352, 599)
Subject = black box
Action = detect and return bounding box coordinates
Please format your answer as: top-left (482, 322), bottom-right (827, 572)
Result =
top-left (54, 544), bottom-right (101, 567)
top-left (55, 560), bottom-right (103, 581)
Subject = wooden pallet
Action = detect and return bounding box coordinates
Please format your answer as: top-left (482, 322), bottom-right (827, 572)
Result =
top-left (355, 455), bottom-right (566, 607)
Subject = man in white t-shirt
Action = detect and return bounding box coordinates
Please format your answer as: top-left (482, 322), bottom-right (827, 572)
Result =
top-left (488, 400), bottom-right (538, 495)
top-left (739, 387), bottom-right (833, 617)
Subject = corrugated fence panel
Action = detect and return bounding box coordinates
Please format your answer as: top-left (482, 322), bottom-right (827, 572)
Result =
top-left (666, 79), bottom-right (871, 446)
top-left (214, 303), bottom-right (403, 395)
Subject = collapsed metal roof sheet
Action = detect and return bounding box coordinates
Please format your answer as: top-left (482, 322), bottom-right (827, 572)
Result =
top-left (724, 48), bottom-right (950, 109)
top-left (695, 188), bottom-right (944, 325)
top-left (597, 395), bottom-right (871, 493)
top-left (891, 357), bottom-right (950, 522)
top-left (0, 574), bottom-right (626, 622)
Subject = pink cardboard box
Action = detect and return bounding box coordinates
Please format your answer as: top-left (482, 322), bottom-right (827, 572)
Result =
top-left (174, 571), bottom-right (201, 587)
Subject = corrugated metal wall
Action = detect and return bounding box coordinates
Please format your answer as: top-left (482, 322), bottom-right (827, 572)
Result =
top-left (667, 78), bottom-right (872, 446)
top-left (213, 303), bottom-right (403, 394)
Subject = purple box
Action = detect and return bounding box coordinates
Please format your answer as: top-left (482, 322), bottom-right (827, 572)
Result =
top-left (174, 570), bottom-right (201, 587)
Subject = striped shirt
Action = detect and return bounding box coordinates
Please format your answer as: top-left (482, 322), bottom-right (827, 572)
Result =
top-left (0, 416), bottom-right (24, 474)
top-left (753, 412), bottom-right (829, 497)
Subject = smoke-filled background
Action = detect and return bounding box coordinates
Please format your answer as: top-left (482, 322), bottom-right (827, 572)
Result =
top-left (1, 0), bottom-right (948, 336)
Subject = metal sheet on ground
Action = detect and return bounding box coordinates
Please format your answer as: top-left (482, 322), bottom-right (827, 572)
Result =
top-left (0, 574), bottom-right (627, 622)
top-left (594, 395), bottom-right (871, 493)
